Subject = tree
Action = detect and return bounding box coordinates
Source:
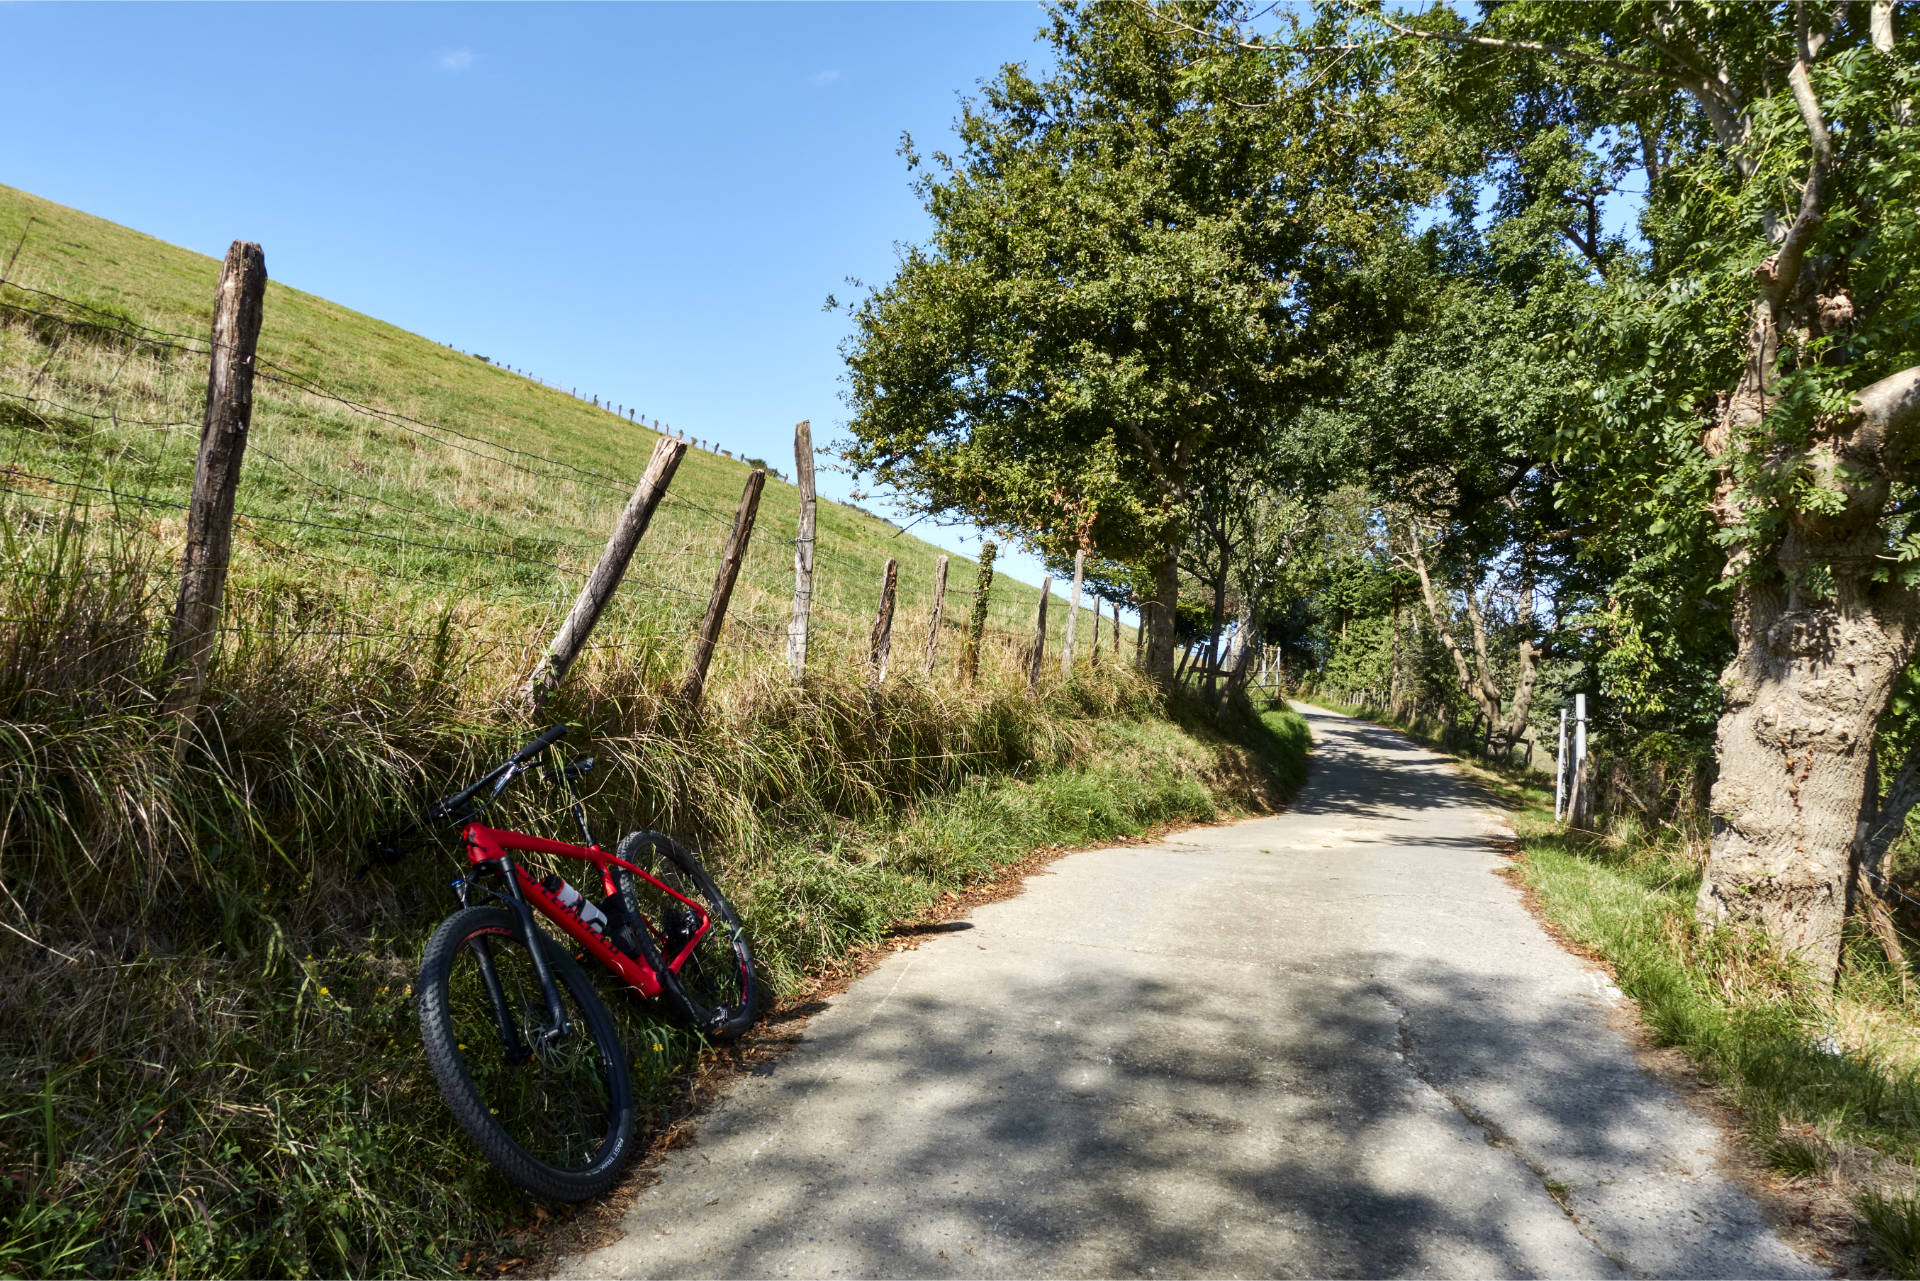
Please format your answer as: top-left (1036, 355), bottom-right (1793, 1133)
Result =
top-left (840, 0), bottom-right (1426, 685)
top-left (1368, 0), bottom-right (1920, 978)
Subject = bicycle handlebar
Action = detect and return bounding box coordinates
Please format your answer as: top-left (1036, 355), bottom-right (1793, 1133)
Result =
top-left (510, 722), bottom-right (572, 768)
top-left (364, 723), bottom-right (573, 870)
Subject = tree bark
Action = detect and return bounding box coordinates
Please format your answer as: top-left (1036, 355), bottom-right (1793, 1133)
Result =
top-left (1143, 542), bottom-right (1181, 685)
top-left (924, 554), bottom-right (949, 676)
top-left (1700, 348), bottom-right (1920, 979)
top-left (1062, 546), bottom-right (1085, 675)
top-left (1027, 575), bottom-right (1051, 695)
top-left (677, 468), bottom-right (766, 709)
top-left (163, 241), bottom-right (268, 745)
top-left (869, 557), bottom-right (898, 684)
top-left (1218, 591), bottom-right (1258, 710)
top-left (786, 420), bottom-right (816, 680)
top-left (524, 435), bottom-right (686, 709)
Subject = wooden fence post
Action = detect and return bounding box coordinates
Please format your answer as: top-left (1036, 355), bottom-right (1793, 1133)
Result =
top-left (1090, 597), bottom-right (1103, 666)
top-left (1134, 601), bottom-right (1146, 665)
top-left (1060, 547), bottom-right (1085, 676)
top-left (522, 435), bottom-right (686, 709)
top-left (869, 558), bottom-right (898, 683)
top-left (786, 420), bottom-right (816, 680)
top-left (924, 553), bottom-right (948, 676)
top-left (678, 467), bottom-right (767, 709)
top-left (963, 541), bottom-right (996, 684)
top-left (1027, 576), bottom-right (1052, 694)
top-left (163, 240), bottom-right (267, 756)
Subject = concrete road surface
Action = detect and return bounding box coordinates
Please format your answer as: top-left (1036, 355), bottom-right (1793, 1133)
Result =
top-left (559, 704), bottom-right (1819, 1279)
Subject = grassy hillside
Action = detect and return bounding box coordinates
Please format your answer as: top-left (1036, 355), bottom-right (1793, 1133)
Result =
top-left (0, 185), bottom-right (1297, 1280)
top-left (0, 182), bottom-right (1112, 686)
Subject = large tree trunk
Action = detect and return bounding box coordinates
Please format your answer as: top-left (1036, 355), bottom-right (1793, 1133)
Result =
top-left (1202, 570), bottom-right (1229, 700)
top-left (1698, 295), bottom-right (1920, 980)
top-left (1218, 590), bottom-right (1259, 711)
top-left (1700, 569), bottom-right (1915, 981)
top-left (1143, 542), bottom-right (1182, 685)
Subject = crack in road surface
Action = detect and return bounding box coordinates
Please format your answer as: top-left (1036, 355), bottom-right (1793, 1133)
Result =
top-left (1383, 991), bottom-right (1640, 1279)
top-left (558, 704), bottom-right (1822, 1280)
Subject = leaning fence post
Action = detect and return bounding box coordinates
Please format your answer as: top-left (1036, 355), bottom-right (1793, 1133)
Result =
top-left (923, 553), bottom-right (949, 676)
top-left (869, 558), bottom-right (898, 683)
top-left (678, 467), bottom-right (767, 709)
top-left (962, 541), bottom-right (996, 684)
top-left (786, 420), bottom-right (816, 680)
top-left (1027, 576), bottom-right (1052, 694)
top-left (163, 240), bottom-right (267, 757)
top-left (523, 436), bottom-right (686, 709)
top-left (1061, 547), bottom-right (1085, 676)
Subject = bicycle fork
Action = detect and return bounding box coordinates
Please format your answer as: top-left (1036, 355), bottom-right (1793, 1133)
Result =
top-left (470, 856), bottom-right (575, 1055)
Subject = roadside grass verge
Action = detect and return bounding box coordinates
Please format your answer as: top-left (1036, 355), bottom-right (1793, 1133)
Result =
top-left (1301, 690), bottom-right (1920, 1277)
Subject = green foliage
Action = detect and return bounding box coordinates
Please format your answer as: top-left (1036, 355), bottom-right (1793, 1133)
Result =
top-left (839, 1), bottom-right (1428, 576)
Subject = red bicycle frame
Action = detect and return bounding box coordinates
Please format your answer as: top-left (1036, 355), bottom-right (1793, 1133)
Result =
top-left (461, 822), bottom-right (711, 1000)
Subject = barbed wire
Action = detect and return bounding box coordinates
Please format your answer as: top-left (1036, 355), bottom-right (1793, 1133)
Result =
top-left (0, 386), bottom-right (194, 430)
top-left (247, 440), bottom-right (601, 554)
top-left (0, 293), bottom-right (214, 361)
top-left (1, 467), bottom-right (588, 577)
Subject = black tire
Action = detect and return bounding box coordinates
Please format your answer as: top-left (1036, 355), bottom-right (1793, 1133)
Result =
top-left (416, 906), bottom-right (634, 1201)
top-left (611, 831), bottom-right (758, 1041)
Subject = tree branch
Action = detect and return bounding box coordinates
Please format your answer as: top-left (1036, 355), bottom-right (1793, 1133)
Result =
top-left (1849, 364), bottom-right (1920, 463)
top-left (1766, 1), bottom-right (1834, 305)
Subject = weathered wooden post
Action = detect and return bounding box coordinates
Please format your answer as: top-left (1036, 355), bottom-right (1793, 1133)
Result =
top-left (1027, 576), bottom-right (1052, 694)
top-left (786, 420), bottom-right (816, 680)
top-left (1134, 600), bottom-right (1146, 665)
top-left (163, 241), bottom-right (267, 757)
top-left (962, 541), bottom-right (996, 684)
top-left (924, 553), bottom-right (948, 676)
top-left (1090, 597), bottom-right (1103, 666)
top-left (678, 468), bottom-right (767, 709)
top-left (869, 558), bottom-right (898, 683)
top-left (1060, 547), bottom-right (1085, 675)
top-left (523, 435), bottom-right (686, 709)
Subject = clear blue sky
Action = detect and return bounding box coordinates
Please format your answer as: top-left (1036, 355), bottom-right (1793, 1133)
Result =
top-left (1, 1), bottom-right (1082, 598)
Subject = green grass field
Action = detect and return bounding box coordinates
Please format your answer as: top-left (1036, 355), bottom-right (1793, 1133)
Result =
top-left (0, 181), bottom-right (1112, 690)
top-left (0, 185), bottom-right (1301, 1280)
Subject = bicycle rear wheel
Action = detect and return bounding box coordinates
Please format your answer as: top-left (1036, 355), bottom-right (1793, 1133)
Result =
top-left (612, 831), bottom-right (758, 1041)
top-left (416, 905), bottom-right (634, 1201)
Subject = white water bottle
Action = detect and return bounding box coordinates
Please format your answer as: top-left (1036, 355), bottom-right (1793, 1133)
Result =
top-left (540, 873), bottom-right (608, 936)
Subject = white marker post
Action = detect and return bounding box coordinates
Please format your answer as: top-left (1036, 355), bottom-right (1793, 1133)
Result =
top-left (1554, 707), bottom-right (1568, 821)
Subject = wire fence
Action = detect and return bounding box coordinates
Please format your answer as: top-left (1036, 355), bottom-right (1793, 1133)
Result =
top-left (0, 265), bottom-right (1123, 698)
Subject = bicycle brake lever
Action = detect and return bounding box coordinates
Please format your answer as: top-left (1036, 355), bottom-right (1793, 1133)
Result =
top-left (541, 756), bottom-right (596, 785)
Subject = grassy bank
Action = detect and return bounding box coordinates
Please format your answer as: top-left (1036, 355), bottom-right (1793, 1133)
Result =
top-left (1, 602), bottom-right (1309, 1279)
top-left (1303, 690), bottom-right (1920, 1277)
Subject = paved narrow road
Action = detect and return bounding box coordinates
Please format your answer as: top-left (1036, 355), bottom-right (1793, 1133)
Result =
top-left (561, 704), bottom-right (1819, 1279)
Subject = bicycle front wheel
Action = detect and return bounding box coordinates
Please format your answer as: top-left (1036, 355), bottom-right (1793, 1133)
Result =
top-left (416, 905), bottom-right (634, 1201)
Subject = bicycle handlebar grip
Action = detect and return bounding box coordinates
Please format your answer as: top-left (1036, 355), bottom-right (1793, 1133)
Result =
top-left (510, 722), bottom-right (571, 767)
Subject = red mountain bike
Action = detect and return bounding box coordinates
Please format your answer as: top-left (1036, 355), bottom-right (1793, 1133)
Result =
top-left (371, 723), bottom-right (757, 1200)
